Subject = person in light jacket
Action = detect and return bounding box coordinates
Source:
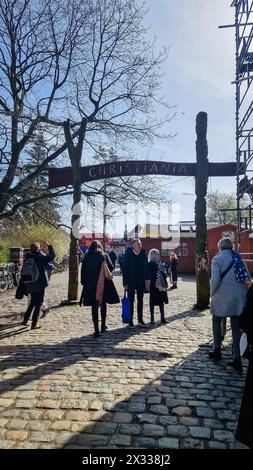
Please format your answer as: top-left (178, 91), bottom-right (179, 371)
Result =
top-left (209, 237), bottom-right (249, 372)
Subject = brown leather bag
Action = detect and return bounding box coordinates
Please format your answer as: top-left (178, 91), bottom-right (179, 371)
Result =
top-left (103, 261), bottom-right (113, 280)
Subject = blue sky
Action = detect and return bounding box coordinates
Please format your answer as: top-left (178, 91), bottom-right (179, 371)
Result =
top-left (140, 0), bottom-right (236, 220)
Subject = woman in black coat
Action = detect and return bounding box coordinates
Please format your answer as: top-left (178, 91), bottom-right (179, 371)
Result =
top-left (148, 249), bottom-right (168, 324)
top-left (170, 252), bottom-right (178, 288)
top-left (80, 240), bottom-right (119, 337)
top-left (236, 284), bottom-right (253, 448)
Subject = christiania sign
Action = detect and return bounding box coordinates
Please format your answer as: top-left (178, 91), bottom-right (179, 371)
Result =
top-left (48, 160), bottom-right (239, 189)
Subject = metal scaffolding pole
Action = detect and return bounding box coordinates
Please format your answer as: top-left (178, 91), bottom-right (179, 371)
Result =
top-left (231, 1), bottom-right (253, 249)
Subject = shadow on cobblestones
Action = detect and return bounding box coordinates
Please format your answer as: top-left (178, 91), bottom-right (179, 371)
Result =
top-left (1, 284), bottom-right (248, 450)
top-left (60, 341), bottom-right (247, 449)
top-left (0, 320), bottom-right (180, 395)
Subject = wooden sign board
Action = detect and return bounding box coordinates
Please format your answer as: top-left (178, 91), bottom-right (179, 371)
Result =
top-left (48, 160), bottom-right (240, 189)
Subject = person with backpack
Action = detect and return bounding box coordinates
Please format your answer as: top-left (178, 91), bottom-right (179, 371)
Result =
top-left (208, 237), bottom-right (250, 372)
top-left (20, 241), bottom-right (55, 329)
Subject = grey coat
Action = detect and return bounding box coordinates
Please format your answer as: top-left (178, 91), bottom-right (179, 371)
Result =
top-left (210, 249), bottom-right (248, 317)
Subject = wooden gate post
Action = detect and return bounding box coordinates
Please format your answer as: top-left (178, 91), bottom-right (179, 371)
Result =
top-left (195, 112), bottom-right (210, 308)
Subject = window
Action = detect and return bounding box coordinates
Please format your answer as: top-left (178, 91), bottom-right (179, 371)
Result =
top-left (161, 241), bottom-right (180, 257)
top-left (178, 243), bottom-right (189, 257)
top-left (161, 241), bottom-right (170, 256)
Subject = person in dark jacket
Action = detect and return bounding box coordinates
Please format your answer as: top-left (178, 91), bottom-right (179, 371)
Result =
top-left (21, 241), bottom-right (55, 329)
top-left (122, 238), bottom-right (150, 328)
top-left (148, 249), bottom-right (168, 324)
top-left (170, 252), bottom-right (178, 288)
top-left (118, 251), bottom-right (125, 273)
top-left (80, 240), bottom-right (119, 337)
top-left (236, 284), bottom-right (253, 448)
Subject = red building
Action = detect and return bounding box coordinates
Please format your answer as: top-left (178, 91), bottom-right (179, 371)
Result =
top-left (139, 223), bottom-right (253, 274)
top-left (80, 223), bottom-right (253, 274)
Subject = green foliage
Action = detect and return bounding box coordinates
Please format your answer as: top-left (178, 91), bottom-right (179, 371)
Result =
top-left (0, 223), bottom-right (69, 262)
top-left (207, 190), bottom-right (249, 224)
top-left (0, 239), bottom-right (11, 263)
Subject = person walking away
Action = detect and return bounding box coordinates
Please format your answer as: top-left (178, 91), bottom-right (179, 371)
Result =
top-left (209, 237), bottom-right (250, 372)
top-left (148, 249), bottom-right (168, 324)
top-left (123, 238), bottom-right (150, 328)
top-left (21, 241), bottom-right (55, 329)
top-left (80, 241), bottom-right (119, 337)
top-left (170, 253), bottom-right (178, 288)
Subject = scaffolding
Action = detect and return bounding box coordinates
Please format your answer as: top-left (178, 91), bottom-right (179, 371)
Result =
top-left (232, 0), bottom-right (253, 248)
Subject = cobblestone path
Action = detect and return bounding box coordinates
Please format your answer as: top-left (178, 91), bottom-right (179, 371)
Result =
top-left (0, 272), bottom-right (248, 449)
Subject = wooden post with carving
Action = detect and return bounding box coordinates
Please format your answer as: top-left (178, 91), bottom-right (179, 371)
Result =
top-left (195, 112), bottom-right (210, 308)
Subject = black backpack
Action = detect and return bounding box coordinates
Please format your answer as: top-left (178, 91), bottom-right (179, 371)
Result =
top-left (21, 257), bottom-right (39, 284)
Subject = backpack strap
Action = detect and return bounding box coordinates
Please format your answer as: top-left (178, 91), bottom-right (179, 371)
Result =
top-left (220, 260), bottom-right (234, 280)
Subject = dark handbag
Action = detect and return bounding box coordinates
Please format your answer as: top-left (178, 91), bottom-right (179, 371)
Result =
top-left (15, 281), bottom-right (27, 300)
top-left (121, 293), bottom-right (131, 323)
top-left (103, 279), bottom-right (120, 304)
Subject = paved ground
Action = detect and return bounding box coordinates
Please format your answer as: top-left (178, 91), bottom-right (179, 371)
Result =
top-left (0, 271), bottom-right (248, 449)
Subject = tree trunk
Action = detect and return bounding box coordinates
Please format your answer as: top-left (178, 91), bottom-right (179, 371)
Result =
top-left (68, 167), bottom-right (81, 301)
top-left (63, 118), bottom-right (87, 302)
top-left (195, 112), bottom-right (210, 308)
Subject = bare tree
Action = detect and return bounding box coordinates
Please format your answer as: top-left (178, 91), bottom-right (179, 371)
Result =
top-left (63, 0), bottom-right (174, 300)
top-left (0, 0), bottom-right (91, 216)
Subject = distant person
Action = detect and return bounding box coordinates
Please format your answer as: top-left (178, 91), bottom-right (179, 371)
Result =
top-left (122, 238), bottom-right (150, 328)
top-left (108, 248), bottom-right (117, 270)
top-left (80, 241), bottom-right (119, 337)
top-left (118, 251), bottom-right (125, 273)
top-left (148, 249), bottom-right (168, 325)
top-left (209, 237), bottom-right (250, 372)
top-left (20, 241), bottom-right (55, 329)
top-left (170, 252), bottom-right (178, 289)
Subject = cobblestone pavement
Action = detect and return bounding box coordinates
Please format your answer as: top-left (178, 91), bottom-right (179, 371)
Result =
top-left (0, 271), bottom-right (248, 449)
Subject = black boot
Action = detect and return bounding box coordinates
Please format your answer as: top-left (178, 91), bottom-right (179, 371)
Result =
top-left (92, 306), bottom-right (100, 337)
top-left (208, 348), bottom-right (222, 363)
top-left (228, 357), bottom-right (242, 373)
top-left (101, 303), bottom-right (107, 332)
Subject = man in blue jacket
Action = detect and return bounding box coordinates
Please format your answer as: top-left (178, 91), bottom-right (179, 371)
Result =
top-left (21, 241), bottom-right (55, 329)
top-left (123, 238), bottom-right (150, 328)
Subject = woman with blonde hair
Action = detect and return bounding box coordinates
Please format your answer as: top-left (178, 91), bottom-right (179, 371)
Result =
top-left (148, 248), bottom-right (168, 324)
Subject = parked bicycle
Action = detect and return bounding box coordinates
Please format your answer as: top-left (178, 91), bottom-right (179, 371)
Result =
top-left (0, 262), bottom-right (21, 292)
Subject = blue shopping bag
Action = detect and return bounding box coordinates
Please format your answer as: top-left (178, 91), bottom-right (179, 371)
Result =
top-left (121, 293), bottom-right (131, 323)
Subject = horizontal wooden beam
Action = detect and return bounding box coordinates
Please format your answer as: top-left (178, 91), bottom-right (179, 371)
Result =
top-left (48, 160), bottom-right (241, 189)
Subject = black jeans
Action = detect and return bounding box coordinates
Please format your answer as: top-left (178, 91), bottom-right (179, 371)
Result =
top-left (24, 289), bottom-right (45, 326)
top-left (91, 303), bottom-right (107, 333)
top-left (127, 286), bottom-right (144, 324)
top-left (150, 303), bottom-right (165, 322)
